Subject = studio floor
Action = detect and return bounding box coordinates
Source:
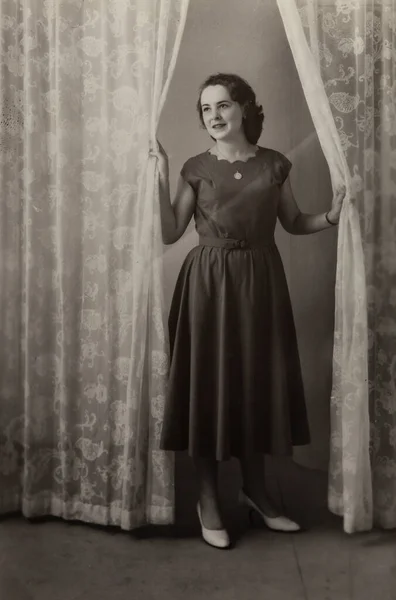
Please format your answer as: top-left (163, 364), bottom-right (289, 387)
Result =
top-left (0, 456), bottom-right (395, 600)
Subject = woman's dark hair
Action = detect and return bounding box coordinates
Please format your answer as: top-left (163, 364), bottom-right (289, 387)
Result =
top-left (196, 73), bottom-right (264, 144)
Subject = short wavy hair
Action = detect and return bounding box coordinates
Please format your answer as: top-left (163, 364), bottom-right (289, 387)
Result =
top-left (196, 73), bottom-right (264, 145)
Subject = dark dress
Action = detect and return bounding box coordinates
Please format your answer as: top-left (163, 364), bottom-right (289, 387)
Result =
top-left (160, 146), bottom-right (310, 460)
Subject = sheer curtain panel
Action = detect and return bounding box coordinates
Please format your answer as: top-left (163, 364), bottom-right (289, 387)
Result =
top-left (277, 0), bottom-right (396, 532)
top-left (0, 0), bottom-right (189, 530)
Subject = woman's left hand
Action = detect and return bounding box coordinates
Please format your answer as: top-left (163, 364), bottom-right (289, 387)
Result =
top-left (327, 185), bottom-right (347, 224)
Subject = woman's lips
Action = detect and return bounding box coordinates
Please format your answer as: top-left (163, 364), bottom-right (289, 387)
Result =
top-left (212, 123), bottom-right (226, 130)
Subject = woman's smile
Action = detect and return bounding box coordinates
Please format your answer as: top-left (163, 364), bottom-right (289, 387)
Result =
top-left (211, 122), bottom-right (227, 132)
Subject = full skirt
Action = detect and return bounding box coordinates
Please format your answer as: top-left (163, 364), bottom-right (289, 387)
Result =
top-left (160, 243), bottom-right (310, 460)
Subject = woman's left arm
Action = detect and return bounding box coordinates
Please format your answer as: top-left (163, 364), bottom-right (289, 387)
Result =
top-left (277, 177), bottom-right (346, 235)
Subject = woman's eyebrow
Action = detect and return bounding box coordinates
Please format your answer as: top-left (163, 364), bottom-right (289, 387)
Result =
top-left (201, 100), bottom-right (231, 107)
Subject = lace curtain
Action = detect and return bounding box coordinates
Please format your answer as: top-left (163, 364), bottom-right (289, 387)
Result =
top-left (277, 0), bottom-right (396, 532)
top-left (0, 0), bottom-right (189, 530)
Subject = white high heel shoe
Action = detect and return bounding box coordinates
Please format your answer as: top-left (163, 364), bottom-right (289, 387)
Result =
top-left (197, 503), bottom-right (231, 549)
top-left (239, 490), bottom-right (301, 533)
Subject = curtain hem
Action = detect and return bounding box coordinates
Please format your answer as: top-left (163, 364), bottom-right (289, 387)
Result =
top-left (0, 492), bottom-right (174, 530)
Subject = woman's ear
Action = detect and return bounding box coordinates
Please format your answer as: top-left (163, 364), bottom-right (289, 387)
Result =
top-left (242, 101), bottom-right (250, 119)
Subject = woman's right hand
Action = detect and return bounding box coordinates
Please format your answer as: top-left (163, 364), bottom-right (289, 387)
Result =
top-left (151, 139), bottom-right (169, 180)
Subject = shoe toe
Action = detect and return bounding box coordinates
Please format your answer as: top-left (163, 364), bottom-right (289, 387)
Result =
top-left (202, 529), bottom-right (231, 549)
top-left (277, 517), bottom-right (301, 532)
top-left (264, 515), bottom-right (301, 532)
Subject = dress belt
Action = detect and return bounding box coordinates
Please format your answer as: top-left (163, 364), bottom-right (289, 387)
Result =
top-left (199, 236), bottom-right (275, 250)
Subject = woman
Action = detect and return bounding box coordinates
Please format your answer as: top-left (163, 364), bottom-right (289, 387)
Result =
top-left (154, 73), bottom-right (345, 550)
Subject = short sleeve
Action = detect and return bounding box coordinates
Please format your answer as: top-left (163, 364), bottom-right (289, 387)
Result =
top-left (273, 151), bottom-right (292, 185)
top-left (180, 157), bottom-right (199, 194)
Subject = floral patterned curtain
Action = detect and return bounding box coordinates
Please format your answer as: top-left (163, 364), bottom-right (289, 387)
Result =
top-left (0, 0), bottom-right (189, 530)
top-left (277, 0), bottom-right (396, 532)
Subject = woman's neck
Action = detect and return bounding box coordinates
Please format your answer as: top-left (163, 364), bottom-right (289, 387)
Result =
top-left (215, 137), bottom-right (256, 161)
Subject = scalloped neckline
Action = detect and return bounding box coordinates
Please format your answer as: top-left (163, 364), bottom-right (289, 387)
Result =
top-left (207, 146), bottom-right (260, 165)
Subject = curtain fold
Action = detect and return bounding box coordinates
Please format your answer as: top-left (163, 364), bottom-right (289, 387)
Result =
top-left (0, 0), bottom-right (189, 530)
top-left (278, 0), bottom-right (396, 532)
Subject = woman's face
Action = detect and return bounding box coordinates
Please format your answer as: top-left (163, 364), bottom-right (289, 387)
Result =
top-left (200, 85), bottom-right (244, 142)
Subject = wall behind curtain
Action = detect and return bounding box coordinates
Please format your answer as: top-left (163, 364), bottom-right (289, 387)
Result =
top-left (158, 0), bottom-right (337, 471)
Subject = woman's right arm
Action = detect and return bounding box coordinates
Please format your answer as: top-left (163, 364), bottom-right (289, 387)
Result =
top-left (155, 142), bottom-right (196, 245)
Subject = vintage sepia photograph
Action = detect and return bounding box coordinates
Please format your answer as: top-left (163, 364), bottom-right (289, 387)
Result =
top-left (0, 1), bottom-right (395, 598)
